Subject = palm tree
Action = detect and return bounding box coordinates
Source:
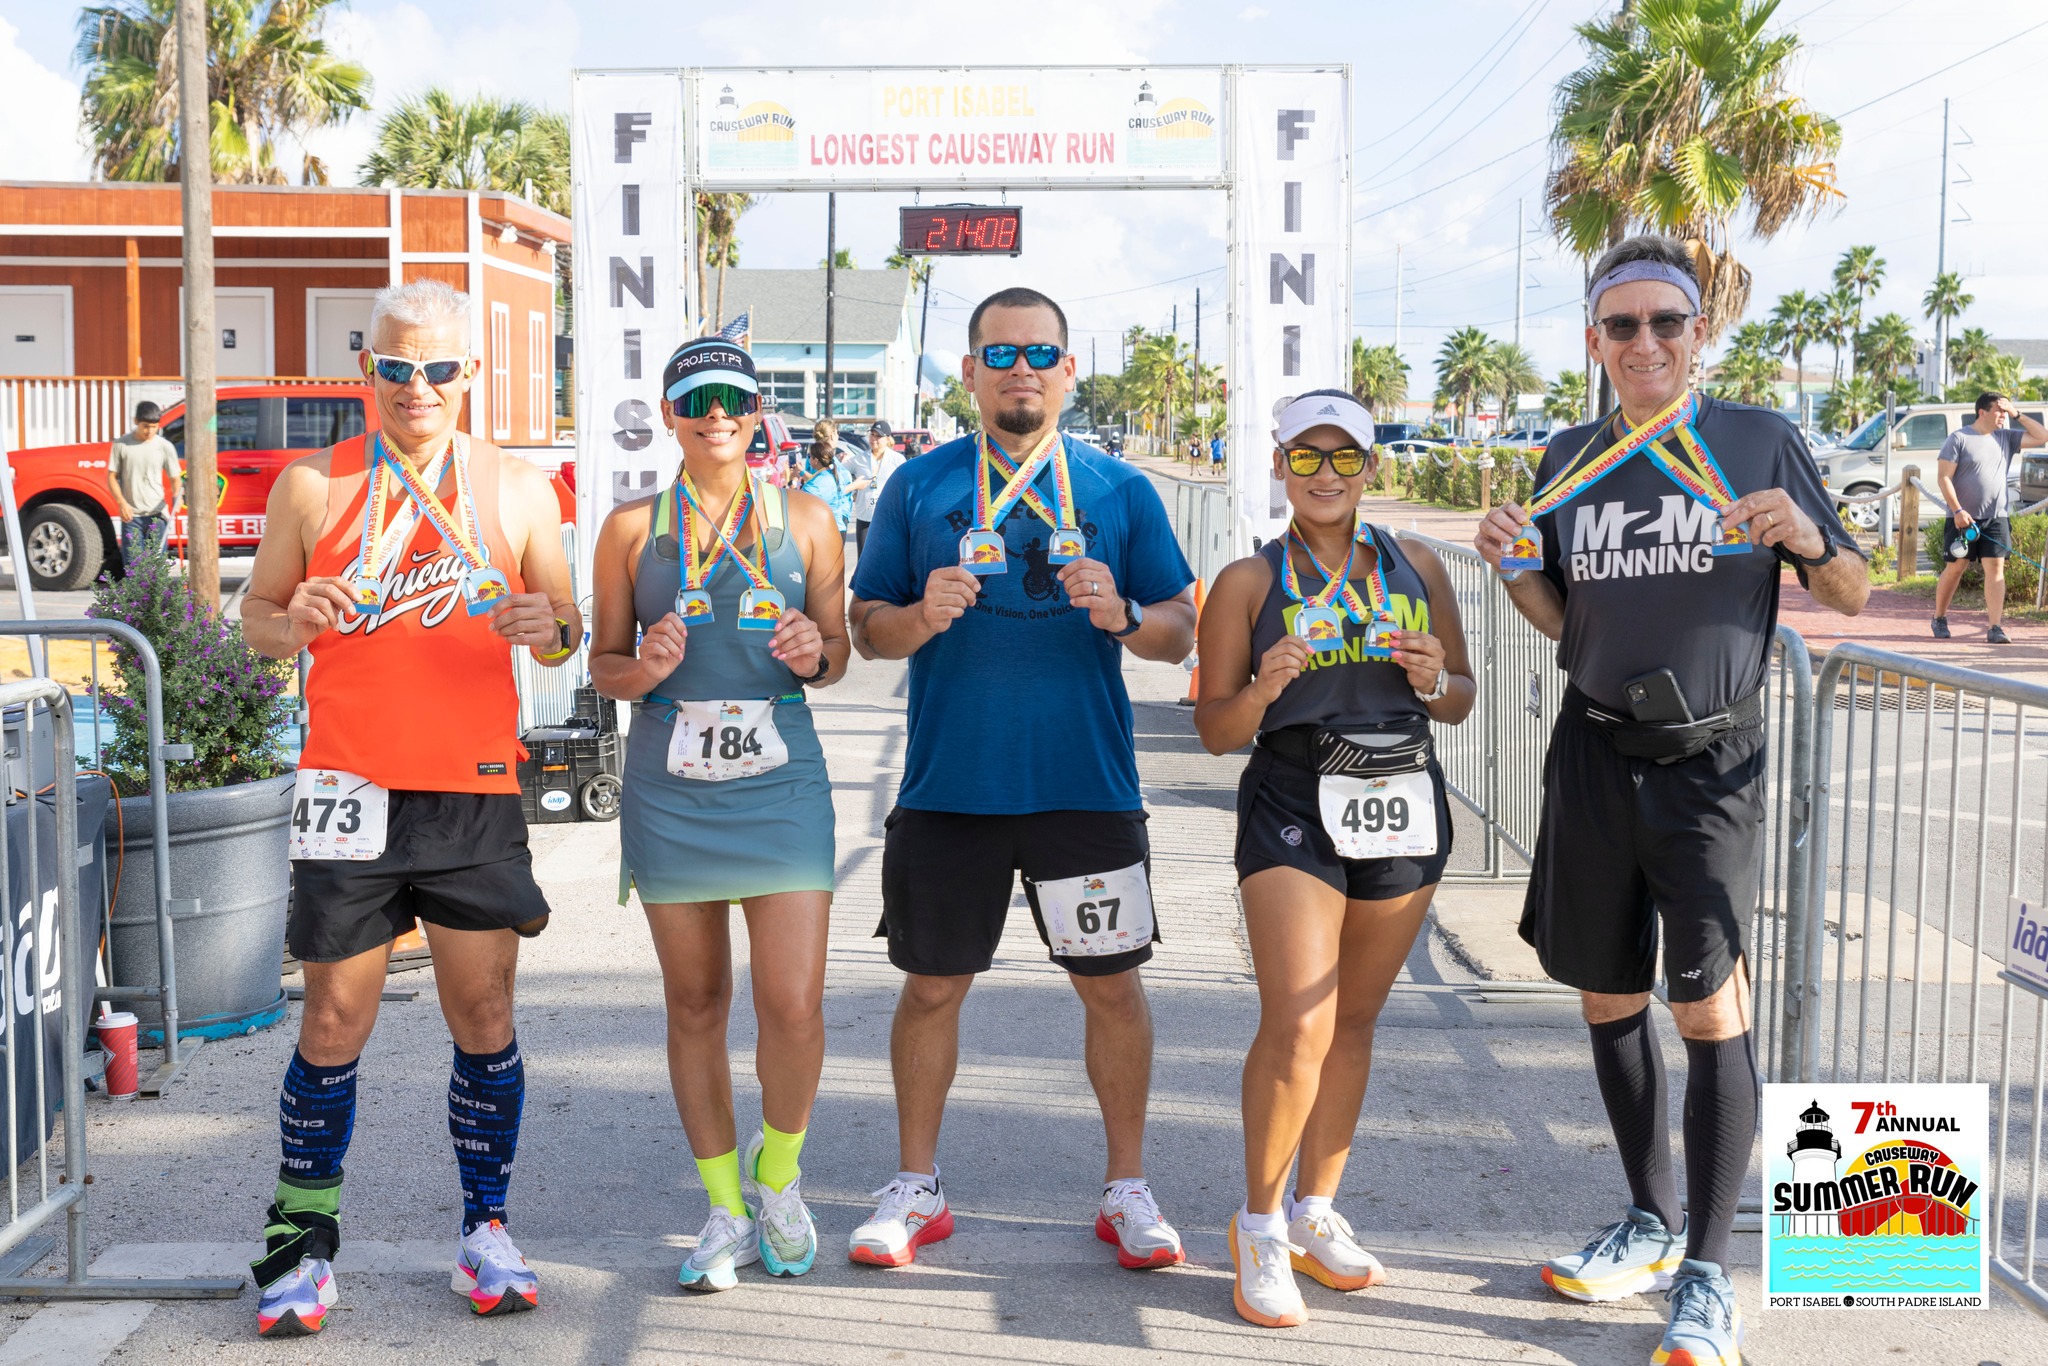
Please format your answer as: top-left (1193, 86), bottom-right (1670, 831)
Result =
top-left (77, 0), bottom-right (372, 184)
top-left (1544, 370), bottom-right (1588, 423)
top-left (1769, 289), bottom-right (1826, 422)
top-left (1947, 326), bottom-right (1997, 385)
top-left (1125, 332), bottom-right (1191, 449)
top-left (1817, 376), bottom-right (1879, 434)
top-left (1820, 286), bottom-right (1857, 386)
top-left (1831, 245), bottom-right (1885, 371)
top-left (1349, 340), bottom-right (1409, 418)
top-left (1921, 270), bottom-right (1974, 390)
top-left (1435, 327), bottom-right (1494, 438)
top-left (1487, 343), bottom-right (1544, 435)
top-left (1970, 351), bottom-right (2025, 397)
top-left (817, 248), bottom-right (858, 271)
top-left (1856, 312), bottom-right (1919, 390)
top-left (702, 193), bottom-right (757, 330)
top-left (1712, 321), bottom-right (1781, 407)
top-left (1545, 0), bottom-right (1842, 343)
top-left (358, 90), bottom-right (569, 211)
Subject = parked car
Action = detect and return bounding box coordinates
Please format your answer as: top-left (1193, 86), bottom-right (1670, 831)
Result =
top-left (4, 383), bottom-right (574, 591)
top-left (1374, 422), bottom-right (1426, 445)
top-left (1815, 402), bottom-right (2048, 532)
top-left (1383, 439), bottom-right (1448, 459)
top-left (747, 412), bottom-right (803, 486)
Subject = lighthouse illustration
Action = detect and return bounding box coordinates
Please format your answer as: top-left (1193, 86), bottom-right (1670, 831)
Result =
top-left (1784, 1099), bottom-right (1842, 1237)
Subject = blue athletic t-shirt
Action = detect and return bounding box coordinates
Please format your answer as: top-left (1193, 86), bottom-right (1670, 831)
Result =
top-left (851, 433), bottom-right (1194, 815)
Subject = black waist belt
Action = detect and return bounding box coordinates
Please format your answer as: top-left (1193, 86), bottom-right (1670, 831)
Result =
top-left (1256, 724), bottom-right (1432, 778)
top-left (1567, 684), bottom-right (1763, 765)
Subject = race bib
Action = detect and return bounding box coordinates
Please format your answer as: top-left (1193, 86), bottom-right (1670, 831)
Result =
top-left (666, 699), bottom-right (789, 782)
top-left (1030, 861), bottom-right (1155, 958)
top-left (1317, 770), bottom-right (1438, 859)
top-left (289, 768), bottom-right (389, 861)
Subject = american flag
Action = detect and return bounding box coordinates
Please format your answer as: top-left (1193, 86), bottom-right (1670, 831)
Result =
top-left (715, 312), bottom-right (750, 344)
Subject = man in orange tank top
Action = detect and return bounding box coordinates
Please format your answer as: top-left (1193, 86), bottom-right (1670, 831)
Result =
top-left (238, 280), bottom-right (580, 1337)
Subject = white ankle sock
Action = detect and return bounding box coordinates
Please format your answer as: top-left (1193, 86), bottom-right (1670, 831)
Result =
top-left (1290, 1192), bottom-right (1334, 1223)
top-left (1239, 1205), bottom-right (1287, 1241)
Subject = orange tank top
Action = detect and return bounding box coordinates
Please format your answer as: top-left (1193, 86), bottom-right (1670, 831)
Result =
top-left (300, 432), bottom-right (526, 793)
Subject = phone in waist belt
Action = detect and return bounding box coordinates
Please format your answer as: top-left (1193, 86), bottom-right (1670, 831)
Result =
top-left (1622, 668), bottom-right (1694, 724)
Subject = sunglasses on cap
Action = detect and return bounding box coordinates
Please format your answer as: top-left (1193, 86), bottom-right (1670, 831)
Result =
top-left (1283, 445), bottom-right (1370, 478)
top-left (673, 382), bottom-right (761, 420)
top-left (978, 343), bottom-right (1065, 371)
top-left (367, 352), bottom-right (471, 386)
top-left (1594, 311), bottom-right (1696, 342)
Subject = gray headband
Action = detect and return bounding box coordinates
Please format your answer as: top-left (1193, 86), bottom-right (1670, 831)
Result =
top-left (1587, 260), bottom-right (1702, 319)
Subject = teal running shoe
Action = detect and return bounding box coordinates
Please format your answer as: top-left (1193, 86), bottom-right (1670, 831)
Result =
top-left (1654, 1260), bottom-right (1743, 1365)
top-left (1541, 1206), bottom-right (1684, 1302)
top-left (745, 1129), bottom-right (818, 1276)
top-left (679, 1206), bottom-right (759, 1292)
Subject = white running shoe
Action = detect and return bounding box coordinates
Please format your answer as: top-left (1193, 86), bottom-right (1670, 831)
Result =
top-left (847, 1175), bottom-right (953, 1267)
top-left (1095, 1178), bottom-right (1186, 1269)
top-left (1230, 1212), bottom-right (1307, 1328)
top-left (451, 1220), bottom-right (539, 1316)
top-left (1288, 1207), bottom-right (1386, 1291)
top-left (256, 1256), bottom-right (337, 1336)
top-left (678, 1206), bottom-right (760, 1292)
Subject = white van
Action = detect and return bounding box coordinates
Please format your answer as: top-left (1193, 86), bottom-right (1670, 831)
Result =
top-left (1814, 402), bottom-right (2048, 530)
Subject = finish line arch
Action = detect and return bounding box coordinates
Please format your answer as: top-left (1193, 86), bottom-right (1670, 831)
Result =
top-left (568, 64), bottom-right (1351, 582)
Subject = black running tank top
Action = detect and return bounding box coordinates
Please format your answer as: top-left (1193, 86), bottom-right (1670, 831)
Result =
top-left (1250, 525), bottom-right (1433, 733)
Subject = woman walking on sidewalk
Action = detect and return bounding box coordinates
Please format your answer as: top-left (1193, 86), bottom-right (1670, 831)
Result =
top-left (1194, 388), bottom-right (1475, 1328)
top-left (589, 337), bottom-right (850, 1290)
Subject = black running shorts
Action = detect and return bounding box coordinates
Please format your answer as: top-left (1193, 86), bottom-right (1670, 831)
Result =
top-left (877, 807), bottom-right (1157, 978)
top-left (1942, 514), bottom-right (2010, 562)
top-left (1234, 747), bottom-right (1453, 901)
top-left (1519, 707), bottom-right (1763, 1002)
top-left (288, 791), bottom-right (553, 963)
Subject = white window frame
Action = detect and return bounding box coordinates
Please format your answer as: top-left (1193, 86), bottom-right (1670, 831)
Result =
top-left (489, 302), bottom-right (512, 442)
top-left (0, 286), bottom-right (75, 375)
top-left (527, 311), bottom-right (549, 441)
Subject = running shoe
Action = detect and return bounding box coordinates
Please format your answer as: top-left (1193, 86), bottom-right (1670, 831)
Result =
top-left (1288, 1207), bottom-right (1386, 1291)
top-left (1989, 624), bottom-right (2012, 644)
top-left (1228, 1212), bottom-right (1306, 1328)
top-left (451, 1220), bottom-right (538, 1316)
top-left (744, 1130), bottom-right (819, 1277)
top-left (256, 1256), bottom-right (337, 1337)
top-left (1932, 617), bottom-right (1952, 639)
top-left (1541, 1206), bottom-right (1684, 1303)
top-left (1654, 1259), bottom-right (1743, 1366)
top-left (678, 1205), bottom-right (760, 1292)
top-left (847, 1175), bottom-right (953, 1267)
top-left (1094, 1178), bottom-right (1185, 1269)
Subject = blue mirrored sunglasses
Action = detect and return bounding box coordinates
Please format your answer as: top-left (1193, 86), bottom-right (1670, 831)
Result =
top-left (979, 343), bottom-right (1065, 371)
top-left (368, 351), bottom-right (469, 386)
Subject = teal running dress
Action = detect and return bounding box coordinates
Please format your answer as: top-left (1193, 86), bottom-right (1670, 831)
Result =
top-left (617, 481), bottom-right (836, 905)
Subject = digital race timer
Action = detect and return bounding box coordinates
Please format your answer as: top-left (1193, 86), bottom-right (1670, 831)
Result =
top-left (897, 205), bottom-right (1024, 257)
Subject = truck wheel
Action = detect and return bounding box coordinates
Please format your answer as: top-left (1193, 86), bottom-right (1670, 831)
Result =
top-left (23, 505), bottom-right (104, 591)
top-left (579, 773), bottom-right (622, 822)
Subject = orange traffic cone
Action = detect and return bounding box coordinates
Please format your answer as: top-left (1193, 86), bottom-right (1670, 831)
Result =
top-left (1177, 578), bottom-right (1207, 707)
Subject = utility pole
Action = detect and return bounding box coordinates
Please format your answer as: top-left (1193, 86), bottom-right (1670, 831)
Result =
top-left (823, 192), bottom-right (837, 422)
top-left (914, 261), bottom-right (932, 428)
top-left (176, 0), bottom-right (219, 606)
top-left (1514, 198), bottom-right (1525, 350)
top-left (1393, 243), bottom-right (1403, 360)
top-left (1935, 97), bottom-right (1951, 393)
top-left (1193, 288), bottom-right (1202, 440)
top-left (1090, 337), bottom-right (1097, 427)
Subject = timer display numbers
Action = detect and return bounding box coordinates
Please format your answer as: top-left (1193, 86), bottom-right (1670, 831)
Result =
top-left (898, 205), bottom-right (1024, 257)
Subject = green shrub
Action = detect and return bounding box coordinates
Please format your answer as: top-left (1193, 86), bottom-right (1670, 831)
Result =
top-left (1921, 511), bottom-right (2048, 604)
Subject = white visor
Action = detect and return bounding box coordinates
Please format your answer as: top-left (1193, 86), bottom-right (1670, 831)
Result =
top-left (1273, 391), bottom-right (1377, 450)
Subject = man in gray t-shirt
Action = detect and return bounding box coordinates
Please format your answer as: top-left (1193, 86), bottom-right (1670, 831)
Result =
top-left (1933, 392), bottom-right (2048, 643)
top-left (107, 401), bottom-right (183, 561)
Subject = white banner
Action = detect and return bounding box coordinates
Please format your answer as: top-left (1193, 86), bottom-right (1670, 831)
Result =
top-left (694, 67), bottom-right (1225, 187)
top-left (1229, 69), bottom-right (1352, 557)
top-left (571, 70), bottom-right (692, 586)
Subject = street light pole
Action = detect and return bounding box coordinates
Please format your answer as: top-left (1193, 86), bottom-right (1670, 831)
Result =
top-left (823, 192), bottom-right (837, 422)
top-left (1514, 198), bottom-right (1525, 350)
top-left (1935, 97), bottom-right (1951, 394)
top-left (176, 0), bottom-right (219, 606)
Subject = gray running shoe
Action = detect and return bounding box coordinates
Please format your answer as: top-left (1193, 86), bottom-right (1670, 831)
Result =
top-left (1540, 1205), bottom-right (1683, 1303)
top-left (1932, 617), bottom-right (1952, 639)
top-left (1656, 1259), bottom-right (1743, 1365)
top-left (1989, 624), bottom-right (2011, 644)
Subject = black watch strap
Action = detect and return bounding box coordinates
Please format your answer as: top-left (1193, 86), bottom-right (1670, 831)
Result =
top-left (1788, 538), bottom-right (1838, 569)
top-left (800, 655), bottom-right (832, 684)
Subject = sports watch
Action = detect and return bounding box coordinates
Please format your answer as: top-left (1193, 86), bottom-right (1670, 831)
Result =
top-left (1111, 597), bottom-right (1145, 638)
top-left (1414, 667), bottom-right (1450, 703)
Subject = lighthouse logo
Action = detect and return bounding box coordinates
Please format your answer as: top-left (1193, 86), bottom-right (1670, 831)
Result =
top-left (1762, 1083), bottom-right (1988, 1308)
top-left (706, 83), bottom-right (798, 170)
top-left (1127, 80), bottom-right (1219, 168)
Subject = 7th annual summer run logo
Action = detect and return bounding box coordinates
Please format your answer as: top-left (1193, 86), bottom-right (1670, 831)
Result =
top-left (1762, 1083), bottom-right (1989, 1309)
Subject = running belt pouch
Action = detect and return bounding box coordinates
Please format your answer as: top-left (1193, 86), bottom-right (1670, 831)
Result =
top-left (1258, 725), bottom-right (1432, 777)
top-left (1577, 690), bottom-right (1763, 765)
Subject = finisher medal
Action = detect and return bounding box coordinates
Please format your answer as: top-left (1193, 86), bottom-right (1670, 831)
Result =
top-left (737, 586), bottom-right (786, 631)
top-left (960, 530), bottom-right (1008, 574)
top-left (350, 578), bottom-right (383, 615)
top-left (1048, 528), bottom-right (1087, 565)
top-left (1294, 605), bottom-right (1346, 654)
top-left (1715, 521), bottom-right (1753, 556)
top-left (1501, 523), bottom-right (1544, 573)
top-left (675, 588), bottom-right (715, 625)
top-left (462, 566), bottom-right (511, 615)
top-left (1361, 613), bottom-right (1397, 661)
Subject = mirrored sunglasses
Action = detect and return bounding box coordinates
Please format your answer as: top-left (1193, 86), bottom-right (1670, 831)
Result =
top-left (368, 352), bottom-right (470, 386)
top-left (1595, 311), bottom-right (1696, 342)
top-left (1284, 445), bottom-right (1370, 477)
top-left (979, 343), bottom-right (1065, 371)
top-left (675, 382), bottom-right (761, 419)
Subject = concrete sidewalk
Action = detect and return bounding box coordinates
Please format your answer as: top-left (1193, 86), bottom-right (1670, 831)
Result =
top-left (4, 652), bottom-right (2038, 1363)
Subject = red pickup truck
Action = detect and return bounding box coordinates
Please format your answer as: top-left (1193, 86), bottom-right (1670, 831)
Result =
top-left (7, 384), bottom-right (572, 590)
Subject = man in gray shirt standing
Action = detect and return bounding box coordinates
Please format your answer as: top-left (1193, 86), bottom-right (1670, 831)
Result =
top-left (1933, 392), bottom-right (2048, 643)
top-left (107, 401), bottom-right (184, 562)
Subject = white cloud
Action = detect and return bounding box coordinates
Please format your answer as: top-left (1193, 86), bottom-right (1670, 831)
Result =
top-left (0, 17), bottom-right (90, 182)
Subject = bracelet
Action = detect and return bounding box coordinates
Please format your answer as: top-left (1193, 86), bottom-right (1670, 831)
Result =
top-left (535, 616), bottom-right (576, 662)
top-left (799, 655), bottom-right (832, 684)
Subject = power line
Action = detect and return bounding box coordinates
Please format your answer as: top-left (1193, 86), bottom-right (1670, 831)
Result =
top-left (1836, 17), bottom-right (2048, 119)
top-left (1355, 243), bottom-right (1520, 296)
top-left (1360, 31), bottom-right (1579, 196)
top-left (1355, 137), bottom-right (1547, 222)
top-left (1358, 0), bottom-right (1554, 189)
top-left (1352, 0), bottom-right (1549, 158)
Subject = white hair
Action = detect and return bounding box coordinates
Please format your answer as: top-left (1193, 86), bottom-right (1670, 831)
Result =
top-left (369, 279), bottom-right (471, 343)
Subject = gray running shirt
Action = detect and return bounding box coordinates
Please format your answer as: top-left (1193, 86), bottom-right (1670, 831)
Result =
top-left (108, 434), bottom-right (180, 517)
top-left (1937, 426), bottom-right (2023, 520)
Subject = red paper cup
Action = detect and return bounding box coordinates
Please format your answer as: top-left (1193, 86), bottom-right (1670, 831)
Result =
top-left (93, 1012), bottom-right (139, 1099)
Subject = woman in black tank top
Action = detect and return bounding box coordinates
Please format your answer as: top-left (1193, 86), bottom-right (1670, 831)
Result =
top-left (1192, 391), bottom-right (1476, 1328)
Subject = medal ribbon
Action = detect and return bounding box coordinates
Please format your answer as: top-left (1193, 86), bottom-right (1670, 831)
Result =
top-left (356, 434), bottom-right (457, 583)
top-left (676, 473), bottom-right (773, 591)
top-left (1283, 519), bottom-right (1386, 624)
top-left (1640, 412), bottom-right (1740, 512)
top-left (374, 434), bottom-right (486, 571)
top-left (1523, 389), bottom-right (1694, 520)
top-left (975, 430), bottom-right (1070, 531)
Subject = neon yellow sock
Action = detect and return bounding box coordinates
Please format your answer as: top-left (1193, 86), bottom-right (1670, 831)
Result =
top-left (695, 1149), bottom-right (745, 1216)
top-left (755, 1122), bottom-right (806, 1193)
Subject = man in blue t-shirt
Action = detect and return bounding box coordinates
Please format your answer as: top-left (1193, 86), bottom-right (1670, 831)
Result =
top-left (845, 286), bottom-right (1196, 1274)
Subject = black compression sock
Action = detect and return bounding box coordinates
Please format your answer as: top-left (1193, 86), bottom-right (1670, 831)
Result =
top-left (1681, 1030), bottom-right (1760, 1267)
top-left (1587, 1008), bottom-right (1682, 1231)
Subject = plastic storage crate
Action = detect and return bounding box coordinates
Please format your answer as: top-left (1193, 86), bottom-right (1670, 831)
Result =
top-left (518, 725), bottom-right (622, 823)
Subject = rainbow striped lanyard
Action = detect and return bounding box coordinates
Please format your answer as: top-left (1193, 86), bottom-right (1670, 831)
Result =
top-left (1283, 519), bottom-right (1385, 624)
top-left (672, 472), bottom-right (772, 592)
top-left (974, 429), bottom-right (1074, 532)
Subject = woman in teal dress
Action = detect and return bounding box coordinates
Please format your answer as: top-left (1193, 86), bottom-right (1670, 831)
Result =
top-left (590, 338), bottom-right (848, 1291)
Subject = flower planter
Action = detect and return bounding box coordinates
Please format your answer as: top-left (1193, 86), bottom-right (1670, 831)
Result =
top-left (105, 773), bottom-right (294, 1044)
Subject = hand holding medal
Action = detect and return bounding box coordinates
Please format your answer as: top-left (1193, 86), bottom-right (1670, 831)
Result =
top-left (486, 591), bottom-right (561, 650)
top-left (638, 612), bottom-right (688, 681)
top-left (286, 576), bottom-right (358, 647)
top-left (1057, 558), bottom-right (1126, 632)
top-left (1718, 488), bottom-right (1826, 560)
top-left (768, 607), bottom-right (825, 677)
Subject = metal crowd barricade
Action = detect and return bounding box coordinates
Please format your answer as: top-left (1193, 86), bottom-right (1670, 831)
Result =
top-left (0, 676), bottom-right (239, 1300)
top-left (1794, 643), bottom-right (2048, 1316)
top-left (0, 620), bottom-right (200, 1095)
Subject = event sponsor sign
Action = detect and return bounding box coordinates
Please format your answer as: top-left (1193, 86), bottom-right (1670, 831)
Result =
top-left (1763, 1083), bottom-right (1988, 1308)
top-left (2006, 895), bottom-right (2048, 996)
top-left (694, 68), bottom-right (1225, 186)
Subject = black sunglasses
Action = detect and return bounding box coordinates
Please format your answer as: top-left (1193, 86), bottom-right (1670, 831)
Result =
top-left (1595, 311), bottom-right (1696, 342)
top-left (979, 343), bottom-right (1065, 370)
top-left (674, 382), bottom-right (761, 419)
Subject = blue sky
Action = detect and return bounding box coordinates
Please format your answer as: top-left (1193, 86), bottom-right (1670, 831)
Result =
top-left (5, 0), bottom-right (2046, 391)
